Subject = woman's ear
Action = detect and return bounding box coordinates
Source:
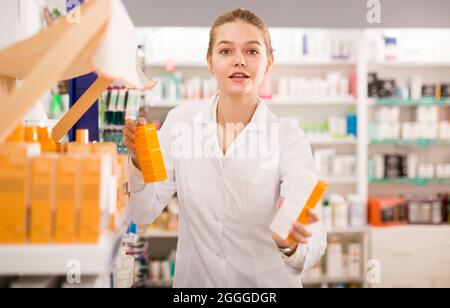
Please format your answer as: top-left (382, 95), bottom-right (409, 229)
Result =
top-left (206, 54), bottom-right (214, 75)
top-left (266, 54), bottom-right (274, 74)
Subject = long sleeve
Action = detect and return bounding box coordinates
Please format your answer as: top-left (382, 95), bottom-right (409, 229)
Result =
top-left (279, 127), bottom-right (327, 274)
top-left (125, 110), bottom-right (177, 225)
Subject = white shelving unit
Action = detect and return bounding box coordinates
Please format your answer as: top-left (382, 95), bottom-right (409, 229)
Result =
top-left (0, 233), bottom-right (117, 276)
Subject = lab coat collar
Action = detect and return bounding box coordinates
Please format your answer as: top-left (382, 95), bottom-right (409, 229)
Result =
top-left (194, 92), bottom-right (268, 133)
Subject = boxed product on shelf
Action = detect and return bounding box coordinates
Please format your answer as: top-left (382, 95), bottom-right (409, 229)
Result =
top-left (0, 127), bottom-right (128, 245)
top-left (0, 143), bottom-right (41, 244)
top-left (406, 194), bottom-right (444, 225)
top-left (55, 155), bottom-right (79, 243)
top-left (30, 154), bottom-right (58, 244)
top-left (368, 197), bottom-right (408, 227)
top-left (320, 194), bottom-right (366, 229)
top-left (326, 237), bottom-right (344, 278)
top-left (439, 122), bottom-right (450, 140)
top-left (347, 242), bottom-right (362, 279)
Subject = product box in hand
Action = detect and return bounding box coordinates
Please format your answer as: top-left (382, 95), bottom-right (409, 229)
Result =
top-left (270, 170), bottom-right (327, 244)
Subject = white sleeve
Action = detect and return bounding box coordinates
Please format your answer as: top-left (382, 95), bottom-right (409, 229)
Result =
top-left (125, 110), bottom-right (177, 225)
top-left (279, 128), bottom-right (327, 274)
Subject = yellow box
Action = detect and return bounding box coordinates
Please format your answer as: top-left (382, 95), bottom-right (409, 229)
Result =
top-left (0, 143), bottom-right (40, 244)
top-left (135, 124), bottom-right (167, 184)
top-left (30, 154), bottom-right (57, 244)
top-left (79, 155), bottom-right (107, 243)
top-left (91, 142), bottom-right (118, 175)
top-left (55, 155), bottom-right (80, 244)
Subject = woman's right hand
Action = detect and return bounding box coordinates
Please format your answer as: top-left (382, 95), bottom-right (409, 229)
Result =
top-left (123, 117), bottom-right (147, 170)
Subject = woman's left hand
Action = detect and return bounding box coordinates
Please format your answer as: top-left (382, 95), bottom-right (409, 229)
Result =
top-left (271, 198), bottom-right (320, 256)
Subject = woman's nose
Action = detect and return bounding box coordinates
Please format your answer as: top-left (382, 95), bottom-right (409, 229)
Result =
top-left (233, 52), bottom-right (246, 66)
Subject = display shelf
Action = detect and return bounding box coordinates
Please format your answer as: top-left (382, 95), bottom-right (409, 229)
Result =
top-left (145, 59), bottom-right (356, 68)
top-left (308, 137), bottom-right (357, 146)
top-left (370, 61), bottom-right (450, 68)
top-left (370, 98), bottom-right (450, 107)
top-left (369, 139), bottom-right (450, 147)
top-left (303, 276), bottom-right (363, 285)
top-left (141, 229), bottom-right (179, 239)
top-left (327, 226), bottom-right (369, 235)
top-left (0, 233), bottom-right (118, 276)
top-left (145, 97), bottom-right (357, 108)
top-left (369, 178), bottom-right (450, 186)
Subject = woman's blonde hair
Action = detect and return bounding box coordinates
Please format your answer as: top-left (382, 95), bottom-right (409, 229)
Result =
top-left (207, 8), bottom-right (274, 58)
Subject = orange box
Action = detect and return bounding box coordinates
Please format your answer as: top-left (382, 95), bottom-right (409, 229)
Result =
top-left (55, 155), bottom-right (80, 243)
top-left (66, 143), bottom-right (92, 155)
top-left (270, 170), bottom-right (328, 244)
top-left (135, 124), bottom-right (167, 184)
top-left (79, 155), bottom-right (108, 243)
top-left (368, 197), bottom-right (408, 227)
top-left (37, 127), bottom-right (57, 153)
top-left (0, 143), bottom-right (40, 243)
top-left (30, 154), bottom-right (57, 244)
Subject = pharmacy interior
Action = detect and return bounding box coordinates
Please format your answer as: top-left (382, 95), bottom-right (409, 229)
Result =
top-left (0, 0), bottom-right (450, 288)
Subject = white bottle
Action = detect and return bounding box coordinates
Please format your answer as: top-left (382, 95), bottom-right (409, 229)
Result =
top-left (347, 242), bottom-right (362, 278)
top-left (327, 237), bottom-right (344, 278)
top-left (348, 194), bottom-right (366, 227)
top-left (322, 199), bottom-right (333, 230)
top-left (332, 194), bottom-right (348, 228)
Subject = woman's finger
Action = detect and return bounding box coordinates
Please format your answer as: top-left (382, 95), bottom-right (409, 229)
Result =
top-left (308, 210), bottom-right (319, 223)
top-left (292, 223), bottom-right (312, 237)
top-left (276, 198), bottom-right (284, 209)
top-left (288, 230), bottom-right (308, 244)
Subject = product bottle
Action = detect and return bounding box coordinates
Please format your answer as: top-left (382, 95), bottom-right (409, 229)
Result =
top-left (322, 199), bottom-right (333, 230)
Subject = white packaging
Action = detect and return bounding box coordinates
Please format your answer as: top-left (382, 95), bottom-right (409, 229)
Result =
top-left (331, 194), bottom-right (348, 228)
top-left (407, 154), bottom-right (419, 179)
top-left (347, 243), bottom-right (362, 278)
top-left (322, 202), bottom-right (333, 230)
top-left (374, 155), bottom-right (385, 179)
top-left (270, 170), bottom-right (323, 240)
top-left (402, 122), bottom-right (420, 140)
top-left (348, 194), bottom-right (366, 227)
top-left (418, 122), bottom-right (438, 139)
top-left (327, 239), bottom-right (344, 278)
top-left (436, 164), bottom-right (447, 178)
top-left (418, 164), bottom-right (435, 179)
top-left (417, 106), bottom-right (439, 123)
top-left (439, 122), bottom-right (450, 140)
top-left (410, 75), bottom-right (423, 101)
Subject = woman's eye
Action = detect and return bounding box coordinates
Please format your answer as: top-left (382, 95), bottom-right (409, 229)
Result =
top-left (248, 49), bottom-right (259, 55)
top-left (219, 49), bottom-right (231, 55)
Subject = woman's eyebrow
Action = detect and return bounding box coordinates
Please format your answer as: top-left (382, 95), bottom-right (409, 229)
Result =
top-left (216, 40), bottom-right (262, 46)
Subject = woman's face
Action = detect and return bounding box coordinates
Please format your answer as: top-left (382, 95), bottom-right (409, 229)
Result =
top-left (208, 21), bottom-right (273, 97)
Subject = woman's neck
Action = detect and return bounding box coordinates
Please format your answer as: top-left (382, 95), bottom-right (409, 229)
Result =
top-left (216, 92), bottom-right (258, 126)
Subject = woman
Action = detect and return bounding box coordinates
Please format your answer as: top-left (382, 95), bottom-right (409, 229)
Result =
top-left (123, 8), bottom-right (327, 288)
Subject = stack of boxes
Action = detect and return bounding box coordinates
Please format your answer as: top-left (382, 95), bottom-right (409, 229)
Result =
top-left (0, 126), bottom-right (129, 245)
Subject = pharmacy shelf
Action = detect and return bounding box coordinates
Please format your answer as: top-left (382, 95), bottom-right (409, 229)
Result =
top-left (145, 97), bottom-right (357, 108)
top-left (302, 275), bottom-right (363, 285)
top-left (267, 97), bottom-right (356, 106)
top-left (370, 98), bottom-right (450, 107)
top-left (0, 233), bottom-right (118, 276)
top-left (369, 178), bottom-right (450, 186)
top-left (325, 177), bottom-right (358, 185)
top-left (308, 137), bottom-right (357, 146)
top-left (327, 226), bottom-right (369, 235)
top-left (369, 139), bottom-right (450, 147)
top-left (370, 61), bottom-right (450, 68)
top-left (146, 59), bottom-right (356, 68)
top-left (141, 229), bottom-right (179, 239)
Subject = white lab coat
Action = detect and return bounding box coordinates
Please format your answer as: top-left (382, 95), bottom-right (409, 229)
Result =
top-left (127, 93), bottom-right (327, 288)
